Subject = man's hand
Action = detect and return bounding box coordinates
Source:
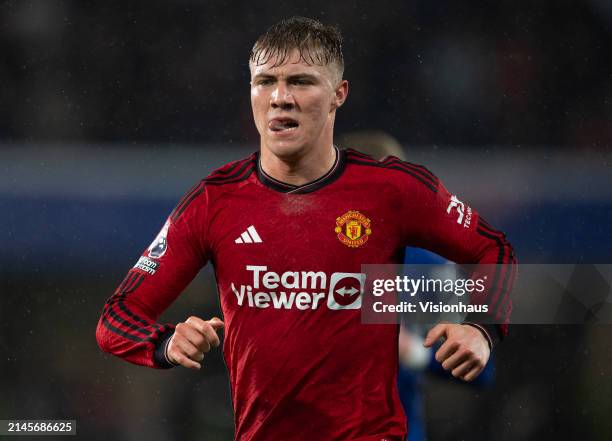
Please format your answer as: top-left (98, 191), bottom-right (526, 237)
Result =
top-left (166, 316), bottom-right (224, 370)
top-left (423, 323), bottom-right (490, 382)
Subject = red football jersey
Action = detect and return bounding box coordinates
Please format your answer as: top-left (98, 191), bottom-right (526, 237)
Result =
top-left (96, 147), bottom-right (515, 441)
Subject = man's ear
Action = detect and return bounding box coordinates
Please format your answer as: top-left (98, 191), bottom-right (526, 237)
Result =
top-left (332, 80), bottom-right (349, 110)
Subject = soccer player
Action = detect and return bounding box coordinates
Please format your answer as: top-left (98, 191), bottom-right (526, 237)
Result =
top-left (96, 17), bottom-right (515, 441)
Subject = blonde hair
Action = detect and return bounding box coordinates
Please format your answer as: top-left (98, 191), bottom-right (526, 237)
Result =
top-left (250, 16), bottom-right (344, 81)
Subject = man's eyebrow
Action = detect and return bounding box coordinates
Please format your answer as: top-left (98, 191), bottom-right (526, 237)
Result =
top-left (287, 73), bottom-right (318, 81)
top-left (252, 73), bottom-right (275, 81)
top-left (252, 73), bottom-right (319, 81)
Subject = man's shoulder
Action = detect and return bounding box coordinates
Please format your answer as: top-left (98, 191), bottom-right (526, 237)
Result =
top-left (196, 152), bottom-right (258, 193)
top-left (170, 152), bottom-right (258, 222)
top-left (205, 152), bottom-right (258, 182)
top-left (343, 148), bottom-right (439, 193)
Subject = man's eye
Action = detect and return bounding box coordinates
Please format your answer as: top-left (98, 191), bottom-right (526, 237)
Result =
top-left (293, 79), bottom-right (311, 85)
top-left (258, 79), bottom-right (274, 85)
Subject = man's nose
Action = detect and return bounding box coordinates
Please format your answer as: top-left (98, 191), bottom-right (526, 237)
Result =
top-left (270, 82), bottom-right (295, 109)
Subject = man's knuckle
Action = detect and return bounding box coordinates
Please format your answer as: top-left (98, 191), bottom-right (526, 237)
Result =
top-left (177, 323), bottom-right (191, 334)
top-left (194, 323), bottom-right (208, 334)
top-left (186, 316), bottom-right (199, 325)
top-left (199, 325), bottom-right (212, 336)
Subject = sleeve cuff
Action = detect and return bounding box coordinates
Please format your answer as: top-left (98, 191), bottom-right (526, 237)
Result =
top-left (462, 322), bottom-right (501, 350)
top-left (153, 328), bottom-right (178, 369)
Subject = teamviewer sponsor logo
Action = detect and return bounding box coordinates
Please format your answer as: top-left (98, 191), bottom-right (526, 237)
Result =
top-left (327, 273), bottom-right (366, 310)
top-left (230, 266), bottom-right (365, 311)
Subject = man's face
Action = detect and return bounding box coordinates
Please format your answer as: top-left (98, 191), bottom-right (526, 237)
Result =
top-left (250, 49), bottom-right (347, 159)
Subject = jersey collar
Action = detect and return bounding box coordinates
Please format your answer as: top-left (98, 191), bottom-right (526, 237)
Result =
top-left (256, 146), bottom-right (346, 194)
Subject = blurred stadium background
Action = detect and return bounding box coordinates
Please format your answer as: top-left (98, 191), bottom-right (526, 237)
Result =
top-left (1, 1), bottom-right (611, 440)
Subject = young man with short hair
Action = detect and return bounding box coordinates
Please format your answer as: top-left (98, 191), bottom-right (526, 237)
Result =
top-left (97, 16), bottom-right (515, 441)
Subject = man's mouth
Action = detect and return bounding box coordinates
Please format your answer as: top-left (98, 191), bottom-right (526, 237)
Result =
top-left (269, 118), bottom-right (299, 132)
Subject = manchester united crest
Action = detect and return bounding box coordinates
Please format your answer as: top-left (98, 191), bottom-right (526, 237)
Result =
top-left (335, 210), bottom-right (372, 248)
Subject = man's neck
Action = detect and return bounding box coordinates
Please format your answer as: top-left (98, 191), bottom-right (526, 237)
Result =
top-left (259, 144), bottom-right (337, 186)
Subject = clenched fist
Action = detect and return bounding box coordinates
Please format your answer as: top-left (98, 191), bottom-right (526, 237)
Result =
top-left (166, 316), bottom-right (224, 370)
top-left (423, 323), bottom-right (490, 382)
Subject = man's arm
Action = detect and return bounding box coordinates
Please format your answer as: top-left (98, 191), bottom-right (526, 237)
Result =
top-left (95, 181), bottom-right (217, 369)
top-left (398, 159), bottom-right (517, 380)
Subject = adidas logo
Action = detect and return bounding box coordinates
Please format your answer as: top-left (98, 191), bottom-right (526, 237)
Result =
top-left (235, 225), bottom-right (262, 244)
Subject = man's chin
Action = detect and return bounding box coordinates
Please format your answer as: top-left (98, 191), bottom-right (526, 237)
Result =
top-left (264, 140), bottom-right (306, 159)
